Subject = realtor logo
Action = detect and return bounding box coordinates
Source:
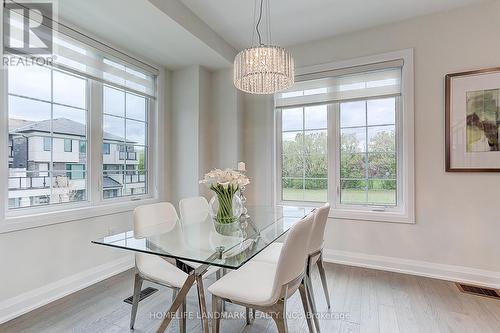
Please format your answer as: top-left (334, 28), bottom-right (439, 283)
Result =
top-left (3, 1), bottom-right (53, 55)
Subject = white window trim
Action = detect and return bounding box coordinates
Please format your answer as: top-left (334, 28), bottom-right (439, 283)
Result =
top-left (0, 19), bottom-right (163, 234)
top-left (275, 49), bottom-right (415, 224)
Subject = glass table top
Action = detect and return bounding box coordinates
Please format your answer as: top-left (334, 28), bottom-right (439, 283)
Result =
top-left (92, 205), bottom-right (313, 270)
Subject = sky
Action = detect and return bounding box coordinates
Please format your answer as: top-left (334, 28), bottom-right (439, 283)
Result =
top-left (8, 65), bottom-right (147, 146)
top-left (282, 98), bottom-right (396, 151)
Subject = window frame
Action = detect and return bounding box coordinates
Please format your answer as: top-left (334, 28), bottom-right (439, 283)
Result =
top-left (64, 139), bottom-right (73, 152)
top-left (6, 67), bottom-right (91, 212)
top-left (102, 143), bottom-right (110, 155)
top-left (43, 137), bottom-right (52, 151)
top-left (100, 85), bottom-right (151, 202)
top-left (277, 105), bottom-right (329, 203)
top-left (2, 76), bottom-right (159, 226)
top-left (4, 67), bottom-right (92, 214)
top-left (66, 163), bottom-right (85, 180)
top-left (79, 140), bottom-right (86, 154)
top-left (2, 67), bottom-right (159, 230)
top-left (274, 49), bottom-right (415, 224)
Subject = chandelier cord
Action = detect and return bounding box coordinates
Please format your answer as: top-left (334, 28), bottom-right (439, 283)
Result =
top-left (267, 0), bottom-right (272, 45)
top-left (251, 0), bottom-right (257, 46)
top-left (256, 0), bottom-right (264, 45)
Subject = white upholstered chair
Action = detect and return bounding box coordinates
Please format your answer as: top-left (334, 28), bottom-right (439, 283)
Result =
top-left (208, 213), bottom-right (316, 333)
top-left (253, 203), bottom-right (331, 331)
top-left (179, 196), bottom-right (210, 224)
top-left (130, 202), bottom-right (203, 332)
top-left (178, 197), bottom-right (220, 278)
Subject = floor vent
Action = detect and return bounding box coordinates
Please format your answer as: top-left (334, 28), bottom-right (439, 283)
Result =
top-left (124, 287), bottom-right (159, 305)
top-left (457, 283), bottom-right (500, 300)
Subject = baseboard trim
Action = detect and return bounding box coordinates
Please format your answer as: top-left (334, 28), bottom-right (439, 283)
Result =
top-left (0, 255), bottom-right (134, 325)
top-left (323, 249), bottom-right (500, 289)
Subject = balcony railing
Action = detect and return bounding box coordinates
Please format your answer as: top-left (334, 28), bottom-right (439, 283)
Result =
top-left (9, 176), bottom-right (50, 190)
top-left (124, 174), bottom-right (146, 184)
top-left (119, 152), bottom-right (137, 160)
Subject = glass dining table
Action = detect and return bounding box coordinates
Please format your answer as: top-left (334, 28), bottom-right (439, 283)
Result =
top-left (92, 205), bottom-right (313, 333)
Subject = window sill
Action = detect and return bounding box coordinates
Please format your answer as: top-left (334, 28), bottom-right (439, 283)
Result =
top-left (330, 207), bottom-right (415, 224)
top-left (0, 197), bottom-right (159, 234)
top-left (278, 200), bottom-right (414, 224)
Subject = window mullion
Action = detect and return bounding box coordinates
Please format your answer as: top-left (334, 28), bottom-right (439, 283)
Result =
top-left (396, 96), bottom-right (403, 207)
top-left (49, 68), bottom-right (54, 205)
top-left (364, 100), bottom-right (369, 204)
top-left (123, 92), bottom-right (127, 197)
top-left (302, 107), bottom-right (306, 201)
top-left (89, 80), bottom-right (103, 204)
top-left (2, 60), bottom-right (8, 214)
top-left (327, 103), bottom-right (337, 205)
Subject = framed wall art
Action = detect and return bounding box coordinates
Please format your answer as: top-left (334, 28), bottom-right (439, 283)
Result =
top-left (445, 67), bottom-right (500, 172)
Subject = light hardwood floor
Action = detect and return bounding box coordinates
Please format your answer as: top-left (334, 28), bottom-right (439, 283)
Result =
top-left (2, 263), bottom-right (500, 333)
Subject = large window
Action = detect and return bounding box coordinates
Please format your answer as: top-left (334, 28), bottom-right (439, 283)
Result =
top-left (339, 98), bottom-right (396, 205)
top-left (103, 85), bottom-right (148, 199)
top-left (276, 52), bottom-right (414, 223)
top-left (4, 10), bottom-right (157, 213)
top-left (281, 105), bottom-right (328, 202)
top-left (7, 65), bottom-right (88, 209)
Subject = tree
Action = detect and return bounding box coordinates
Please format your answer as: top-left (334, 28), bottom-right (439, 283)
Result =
top-left (282, 129), bottom-right (396, 192)
top-left (282, 132), bottom-right (327, 189)
top-left (340, 133), bottom-right (365, 190)
top-left (138, 150), bottom-right (145, 171)
top-left (367, 130), bottom-right (396, 190)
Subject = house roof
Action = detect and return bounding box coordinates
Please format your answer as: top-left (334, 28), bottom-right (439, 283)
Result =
top-left (103, 176), bottom-right (123, 189)
top-left (9, 119), bottom-right (33, 132)
top-left (10, 118), bottom-right (131, 143)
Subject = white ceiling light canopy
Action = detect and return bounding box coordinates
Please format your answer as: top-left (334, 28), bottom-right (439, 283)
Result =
top-left (233, 0), bottom-right (294, 94)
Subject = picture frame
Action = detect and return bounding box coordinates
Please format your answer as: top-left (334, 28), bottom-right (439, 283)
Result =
top-left (445, 67), bottom-right (500, 172)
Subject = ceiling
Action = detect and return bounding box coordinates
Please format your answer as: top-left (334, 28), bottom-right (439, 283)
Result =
top-left (57, 0), bottom-right (234, 69)
top-left (181, 0), bottom-right (488, 50)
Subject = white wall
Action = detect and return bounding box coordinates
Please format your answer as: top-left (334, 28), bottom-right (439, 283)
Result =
top-left (198, 66), bottom-right (214, 199)
top-left (211, 69), bottom-right (243, 170)
top-left (171, 66), bottom-right (202, 203)
top-left (243, 1), bottom-right (500, 285)
top-left (0, 212), bottom-right (133, 301)
top-left (242, 94), bottom-right (275, 206)
top-left (170, 66), bottom-right (242, 202)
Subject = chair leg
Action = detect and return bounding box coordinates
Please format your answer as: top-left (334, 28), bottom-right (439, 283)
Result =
top-left (317, 254), bottom-right (331, 309)
top-left (179, 299), bottom-right (186, 333)
top-left (299, 282), bottom-right (315, 333)
top-left (169, 289), bottom-right (186, 333)
top-left (196, 275), bottom-right (210, 333)
top-left (221, 269), bottom-right (228, 312)
top-left (215, 269), bottom-right (225, 312)
top-left (156, 274), bottom-right (196, 333)
top-left (271, 301), bottom-right (288, 333)
top-left (172, 289), bottom-right (178, 303)
top-left (211, 295), bottom-right (221, 333)
top-left (130, 273), bottom-right (143, 329)
top-left (245, 307), bottom-right (254, 325)
top-left (305, 273), bottom-right (321, 333)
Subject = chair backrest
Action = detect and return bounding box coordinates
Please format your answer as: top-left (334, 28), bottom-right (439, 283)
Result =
top-left (133, 202), bottom-right (179, 238)
top-left (272, 213), bottom-right (315, 300)
top-left (179, 196), bottom-right (209, 225)
top-left (308, 203), bottom-right (330, 254)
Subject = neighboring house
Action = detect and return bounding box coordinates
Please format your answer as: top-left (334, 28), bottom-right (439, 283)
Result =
top-left (8, 118), bottom-right (145, 208)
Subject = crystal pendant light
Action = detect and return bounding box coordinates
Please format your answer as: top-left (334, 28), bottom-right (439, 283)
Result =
top-left (233, 0), bottom-right (294, 94)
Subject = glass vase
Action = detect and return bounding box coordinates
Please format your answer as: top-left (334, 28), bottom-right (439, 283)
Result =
top-left (209, 193), bottom-right (243, 236)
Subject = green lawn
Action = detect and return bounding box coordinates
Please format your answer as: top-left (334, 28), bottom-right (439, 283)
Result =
top-left (282, 188), bottom-right (395, 205)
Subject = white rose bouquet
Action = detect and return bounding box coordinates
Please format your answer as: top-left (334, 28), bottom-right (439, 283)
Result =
top-left (199, 168), bottom-right (250, 224)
